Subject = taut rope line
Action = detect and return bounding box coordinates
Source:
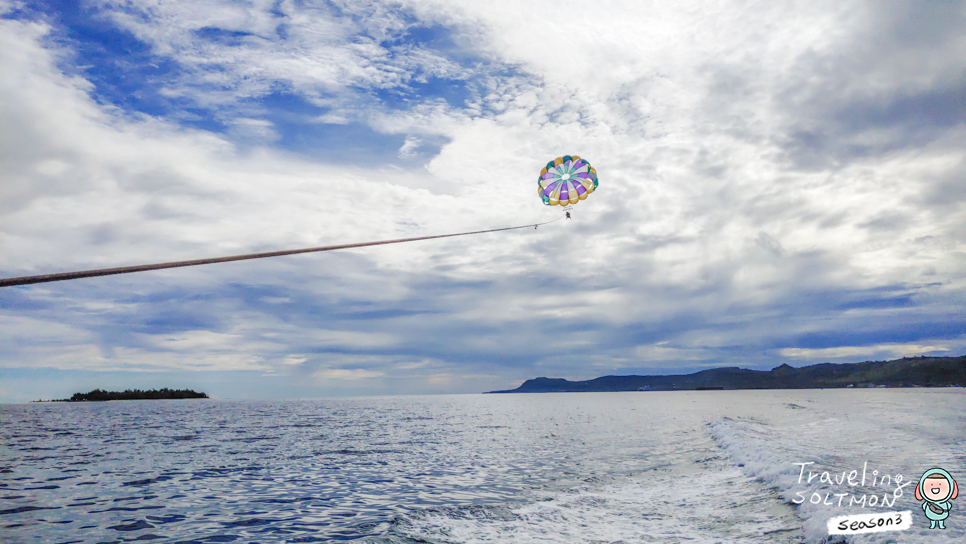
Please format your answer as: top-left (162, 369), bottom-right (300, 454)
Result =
top-left (0, 217), bottom-right (564, 288)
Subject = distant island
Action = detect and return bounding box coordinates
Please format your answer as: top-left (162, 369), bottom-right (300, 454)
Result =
top-left (49, 388), bottom-right (209, 402)
top-left (486, 355), bottom-right (966, 393)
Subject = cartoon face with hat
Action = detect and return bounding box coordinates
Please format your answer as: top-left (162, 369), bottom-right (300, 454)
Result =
top-left (915, 468), bottom-right (958, 529)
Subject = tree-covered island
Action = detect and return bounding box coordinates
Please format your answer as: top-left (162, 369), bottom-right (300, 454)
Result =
top-left (54, 388), bottom-right (209, 401)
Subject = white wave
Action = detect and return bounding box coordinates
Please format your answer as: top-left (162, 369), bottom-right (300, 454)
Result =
top-left (388, 464), bottom-right (802, 543)
top-left (709, 394), bottom-right (964, 544)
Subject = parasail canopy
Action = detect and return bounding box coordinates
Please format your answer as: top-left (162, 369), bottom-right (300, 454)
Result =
top-left (537, 155), bottom-right (598, 206)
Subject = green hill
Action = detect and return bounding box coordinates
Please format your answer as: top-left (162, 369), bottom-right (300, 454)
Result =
top-left (487, 356), bottom-right (966, 393)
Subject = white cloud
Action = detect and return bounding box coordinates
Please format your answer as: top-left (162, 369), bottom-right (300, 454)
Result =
top-left (1, 2), bottom-right (965, 398)
top-left (397, 135), bottom-right (422, 158)
top-left (313, 368), bottom-right (386, 380)
top-left (279, 354), bottom-right (308, 366)
top-left (88, 0), bottom-right (474, 117)
top-left (313, 112), bottom-right (350, 125)
top-left (394, 359), bottom-right (435, 370)
top-left (779, 344), bottom-right (952, 360)
top-left (635, 343), bottom-right (712, 362)
top-left (311, 329), bottom-right (400, 349)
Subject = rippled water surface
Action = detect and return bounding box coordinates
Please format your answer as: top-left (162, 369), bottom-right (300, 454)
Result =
top-left (2, 390), bottom-right (963, 543)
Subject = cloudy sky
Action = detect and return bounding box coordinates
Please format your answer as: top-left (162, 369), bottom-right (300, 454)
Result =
top-left (1, 0), bottom-right (964, 402)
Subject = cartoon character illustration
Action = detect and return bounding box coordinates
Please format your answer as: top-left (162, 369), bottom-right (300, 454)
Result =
top-left (915, 468), bottom-right (958, 529)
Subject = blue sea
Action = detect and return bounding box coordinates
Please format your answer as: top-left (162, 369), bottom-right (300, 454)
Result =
top-left (2, 390), bottom-right (963, 543)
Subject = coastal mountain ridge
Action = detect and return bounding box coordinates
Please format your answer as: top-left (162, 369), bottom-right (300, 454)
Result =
top-left (486, 355), bottom-right (966, 393)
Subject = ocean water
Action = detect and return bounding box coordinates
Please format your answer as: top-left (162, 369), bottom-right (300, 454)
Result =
top-left (1, 389), bottom-right (963, 543)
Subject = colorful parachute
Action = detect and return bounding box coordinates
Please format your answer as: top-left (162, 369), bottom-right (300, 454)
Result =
top-left (537, 155), bottom-right (598, 206)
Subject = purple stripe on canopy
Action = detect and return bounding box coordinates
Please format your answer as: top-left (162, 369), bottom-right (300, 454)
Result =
top-left (559, 183), bottom-right (570, 200)
top-left (574, 184), bottom-right (587, 195)
top-left (543, 172), bottom-right (557, 180)
top-left (544, 180), bottom-right (560, 193)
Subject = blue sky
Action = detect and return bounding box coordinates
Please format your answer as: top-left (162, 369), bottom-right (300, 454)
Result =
top-left (1, 0), bottom-right (964, 402)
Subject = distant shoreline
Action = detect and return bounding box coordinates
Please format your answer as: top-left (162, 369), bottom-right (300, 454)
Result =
top-left (34, 388), bottom-right (209, 402)
top-left (486, 355), bottom-right (966, 394)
